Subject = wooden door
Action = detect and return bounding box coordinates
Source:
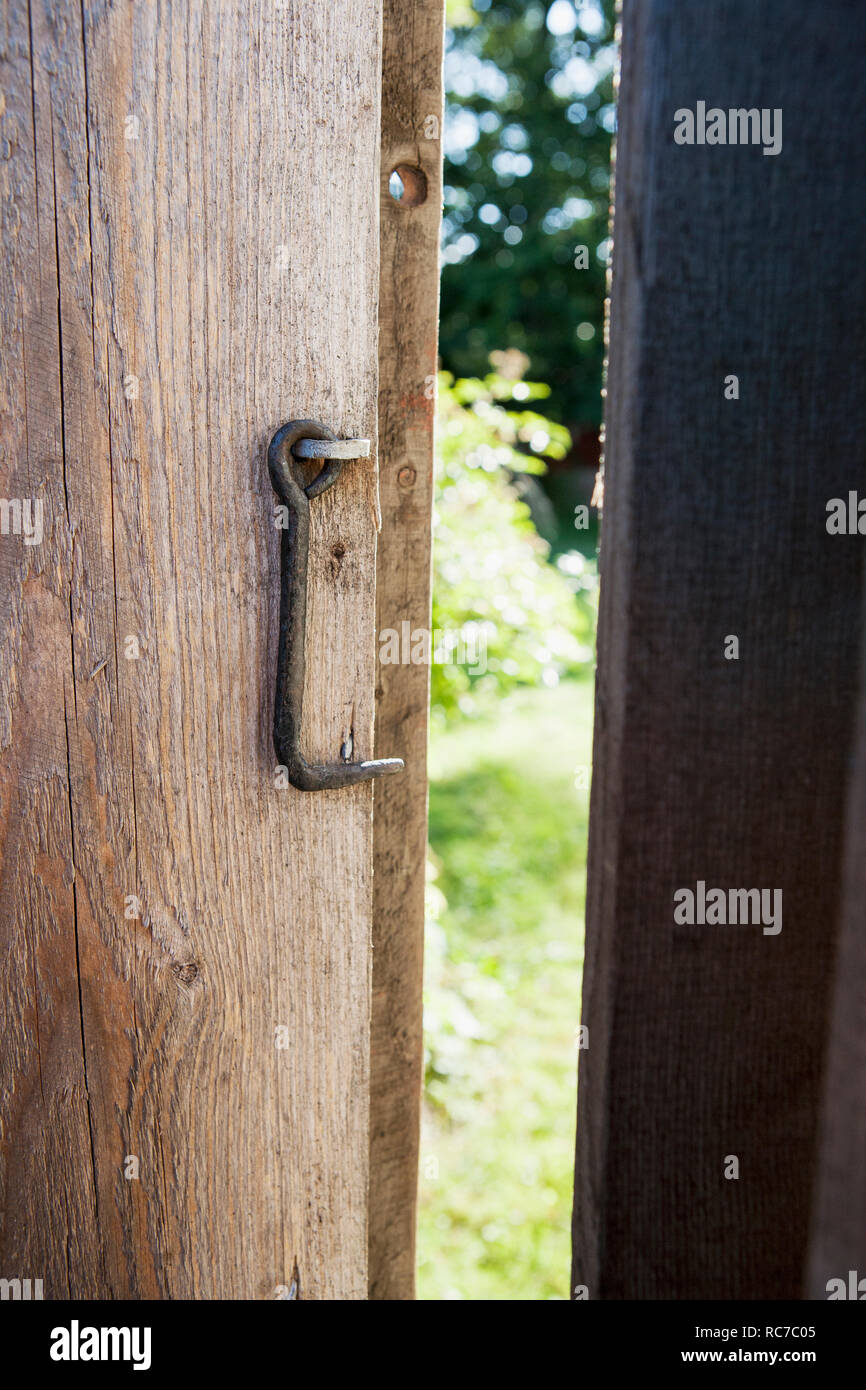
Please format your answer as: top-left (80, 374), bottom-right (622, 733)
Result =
top-left (1, 0), bottom-right (387, 1300)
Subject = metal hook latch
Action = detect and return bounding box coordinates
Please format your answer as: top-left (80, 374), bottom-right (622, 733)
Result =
top-left (268, 419), bottom-right (405, 791)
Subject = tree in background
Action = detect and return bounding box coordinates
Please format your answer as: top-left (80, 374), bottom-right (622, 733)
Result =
top-left (440, 0), bottom-right (616, 460)
top-left (420, 2), bottom-right (614, 1298)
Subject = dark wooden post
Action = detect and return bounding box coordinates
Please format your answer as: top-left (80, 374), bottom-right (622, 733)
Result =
top-left (808, 568), bottom-right (866, 1296)
top-left (574, 0), bottom-right (866, 1299)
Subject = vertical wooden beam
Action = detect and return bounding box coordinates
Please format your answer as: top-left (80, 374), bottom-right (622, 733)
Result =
top-left (574, 0), bottom-right (866, 1298)
top-left (370, 0), bottom-right (444, 1300)
top-left (0, 0), bottom-right (383, 1299)
top-left (808, 568), bottom-right (866, 1296)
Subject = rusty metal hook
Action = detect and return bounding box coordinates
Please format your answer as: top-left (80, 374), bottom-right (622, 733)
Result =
top-left (268, 419), bottom-right (404, 791)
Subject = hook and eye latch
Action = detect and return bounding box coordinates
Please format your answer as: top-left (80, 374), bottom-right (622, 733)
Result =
top-left (268, 419), bottom-right (405, 791)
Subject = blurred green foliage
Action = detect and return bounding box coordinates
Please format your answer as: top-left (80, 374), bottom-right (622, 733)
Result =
top-left (431, 362), bottom-right (597, 721)
top-left (440, 0), bottom-right (616, 431)
top-left (419, 0), bottom-right (609, 1301)
top-left (419, 362), bottom-right (598, 1298)
top-left (419, 681), bottom-right (592, 1299)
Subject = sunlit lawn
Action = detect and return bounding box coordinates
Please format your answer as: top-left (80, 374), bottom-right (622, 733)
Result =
top-left (417, 678), bottom-right (593, 1301)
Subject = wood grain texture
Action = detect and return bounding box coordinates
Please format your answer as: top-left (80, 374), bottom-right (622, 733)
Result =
top-left (0, 0), bottom-right (383, 1299)
top-left (808, 565), bottom-right (866, 1295)
top-left (369, 0), bottom-right (443, 1301)
top-left (573, 0), bottom-right (866, 1299)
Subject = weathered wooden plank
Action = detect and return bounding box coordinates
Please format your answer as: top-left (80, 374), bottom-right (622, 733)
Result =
top-left (0, 0), bottom-right (111, 1301)
top-left (0, 0), bottom-right (383, 1299)
top-left (369, 0), bottom-right (443, 1301)
top-left (573, 0), bottom-right (866, 1299)
top-left (808, 567), bottom-right (866, 1297)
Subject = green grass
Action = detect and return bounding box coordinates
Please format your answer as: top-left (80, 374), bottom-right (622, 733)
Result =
top-left (417, 678), bottom-right (594, 1300)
